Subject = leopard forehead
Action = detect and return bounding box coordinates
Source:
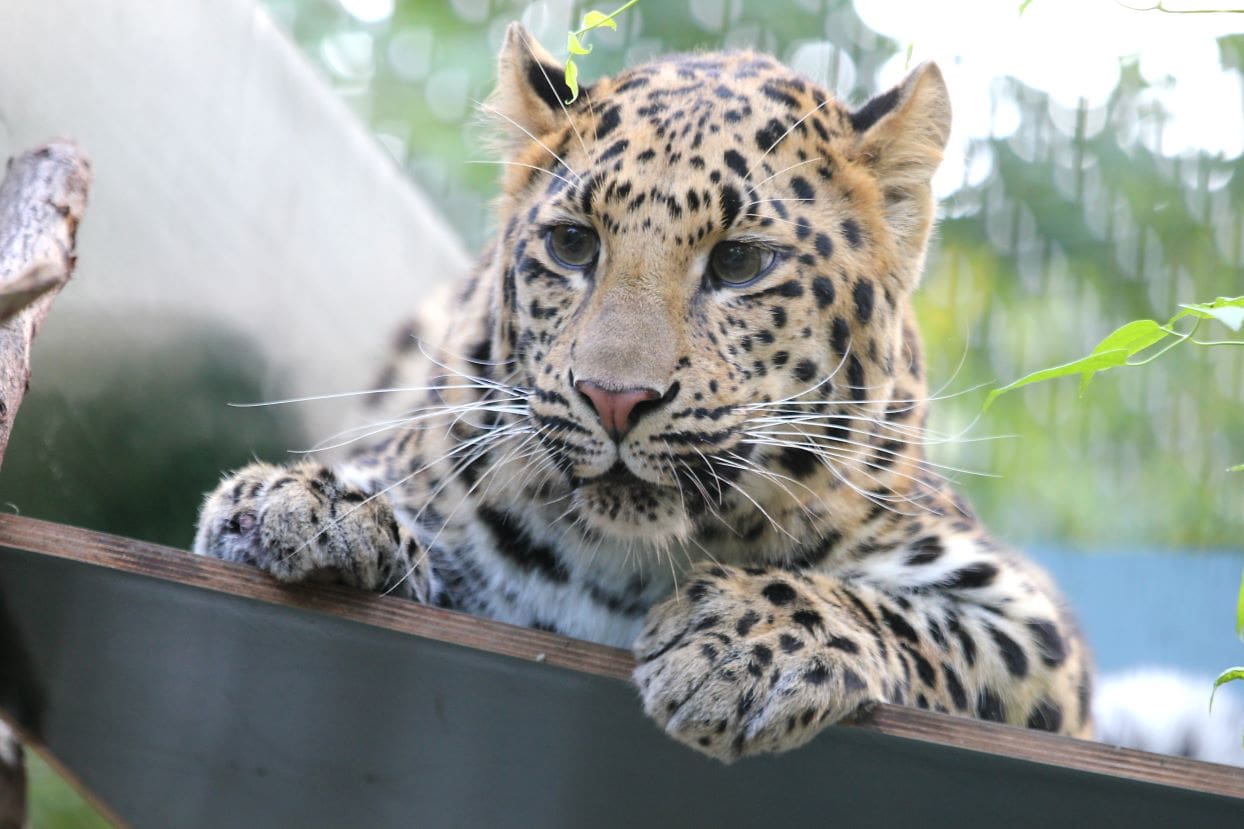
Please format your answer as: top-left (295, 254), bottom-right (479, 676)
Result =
top-left (501, 51), bottom-right (870, 218)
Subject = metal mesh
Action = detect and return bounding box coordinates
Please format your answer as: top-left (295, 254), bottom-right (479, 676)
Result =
top-left (262, 0), bottom-right (1244, 548)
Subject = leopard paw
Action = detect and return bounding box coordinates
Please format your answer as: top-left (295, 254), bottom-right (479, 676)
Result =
top-left (193, 462), bottom-right (428, 601)
top-left (633, 564), bottom-right (882, 761)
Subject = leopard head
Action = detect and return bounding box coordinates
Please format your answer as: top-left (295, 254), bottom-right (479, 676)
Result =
top-left (481, 23), bottom-right (950, 554)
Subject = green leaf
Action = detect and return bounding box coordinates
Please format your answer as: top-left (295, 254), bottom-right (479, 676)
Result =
top-left (1176, 296), bottom-right (1244, 332)
top-left (567, 32), bottom-right (592, 56)
top-left (564, 58), bottom-right (579, 103)
top-left (1211, 667), bottom-right (1244, 712)
top-left (1230, 464), bottom-right (1244, 473)
top-left (582, 10), bottom-right (619, 31)
top-left (1236, 570), bottom-right (1244, 640)
top-left (983, 319), bottom-right (1170, 410)
top-left (1018, 0), bottom-right (1033, 15)
top-left (1090, 318), bottom-right (1170, 358)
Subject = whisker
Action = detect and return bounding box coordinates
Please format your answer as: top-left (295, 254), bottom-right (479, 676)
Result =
top-left (231, 383), bottom-right (525, 408)
top-left (746, 98), bottom-right (835, 177)
top-left (742, 428), bottom-right (998, 479)
top-left (741, 212), bottom-right (808, 229)
top-left (466, 160), bottom-right (575, 188)
top-left (476, 100), bottom-right (581, 183)
top-left (754, 156), bottom-right (827, 187)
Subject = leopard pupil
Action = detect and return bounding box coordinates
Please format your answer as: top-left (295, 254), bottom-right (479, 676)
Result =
top-left (552, 226), bottom-right (597, 266)
top-left (712, 242), bottom-right (760, 284)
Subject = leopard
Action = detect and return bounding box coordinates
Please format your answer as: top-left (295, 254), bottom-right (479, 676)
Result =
top-left (194, 22), bottom-right (1092, 762)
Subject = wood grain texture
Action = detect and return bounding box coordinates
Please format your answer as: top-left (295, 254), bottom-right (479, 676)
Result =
top-left (0, 140), bottom-right (91, 465)
top-left (0, 513), bottom-right (1241, 803)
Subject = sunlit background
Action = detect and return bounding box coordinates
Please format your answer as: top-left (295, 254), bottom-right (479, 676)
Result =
top-left (5, 0), bottom-right (1244, 824)
top-left (259, 0), bottom-right (1244, 547)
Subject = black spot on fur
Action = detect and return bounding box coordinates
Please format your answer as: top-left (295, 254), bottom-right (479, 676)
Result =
top-left (1026, 698), bottom-right (1064, 733)
top-left (596, 104), bottom-right (622, 140)
top-left (778, 446), bottom-right (819, 478)
top-left (811, 276), bottom-right (835, 308)
top-left (830, 316), bottom-right (850, 356)
top-left (754, 118), bottom-right (786, 152)
top-left (942, 663), bottom-right (968, 710)
top-left (723, 149), bottom-right (749, 179)
top-left (814, 233), bottom-right (833, 259)
top-left (762, 581), bottom-right (797, 606)
top-left (905, 536), bottom-right (944, 565)
top-left (752, 643), bottom-right (774, 666)
top-left (908, 648), bottom-right (936, 687)
top-left (792, 359), bottom-right (818, 384)
top-left (804, 661), bottom-right (830, 685)
top-left (953, 622), bottom-right (977, 666)
top-left (476, 505), bottom-right (569, 582)
top-left (736, 610), bottom-right (760, 636)
top-left (760, 81), bottom-right (800, 109)
top-left (720, 185), bottom-right (742, 228)
top-left (827, 635), bottom-right (859, 654)
top-left (846, 355), bottom-right (865, 401)
top-left (841, 218), bottom-right (862, 248)
top-left (988, 625), bottom-right (1029, 678)
top-left (853, 280), bottom-right (875, 324)
top-left (597, 138), bottom-right (630, 164)
top-left (790, 177), bottom-right (814, 201)
top-left (944, 563), bottom-right (998, 590)
top-left (976, 688), bottom-right (1006, 722)
top-left (881, 605), bottom-right (919, 644)
top-left (792, 609), bottom-right (822, 630)
top-left (1027, 620), bottom-right (1068, 668)
top-left (779, 633), bottom-right (805, 653)
top-left (842, 668), bottom-right (867, 693)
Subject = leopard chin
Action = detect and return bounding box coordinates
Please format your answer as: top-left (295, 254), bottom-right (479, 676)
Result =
top-left (572, 474), bottom-right (696, 543)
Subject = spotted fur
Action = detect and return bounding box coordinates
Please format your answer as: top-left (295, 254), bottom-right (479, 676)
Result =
top-left (195, 24), bottom-right (1091, 762)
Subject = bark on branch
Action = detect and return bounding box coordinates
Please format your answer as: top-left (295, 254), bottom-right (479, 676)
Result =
top-left (0, 139), bottom-right (92, 466)
top-left (0, 141), bottom-right (91, 829)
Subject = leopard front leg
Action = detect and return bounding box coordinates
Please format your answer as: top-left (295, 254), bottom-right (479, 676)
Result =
top-left (193, 461), bottom-right (430, 601)
top-left (634, 564), bottom-right (898, 762)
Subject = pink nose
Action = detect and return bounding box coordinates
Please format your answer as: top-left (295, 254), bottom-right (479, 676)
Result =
top-left (575, 380), bottom-right (661, 441)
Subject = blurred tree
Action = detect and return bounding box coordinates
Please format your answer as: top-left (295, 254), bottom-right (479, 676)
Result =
top-left (264, 0), bottom-right (1244, 548)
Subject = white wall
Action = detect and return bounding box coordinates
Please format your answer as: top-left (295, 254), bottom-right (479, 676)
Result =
top-left (0, 0), bottom-right (472, 436)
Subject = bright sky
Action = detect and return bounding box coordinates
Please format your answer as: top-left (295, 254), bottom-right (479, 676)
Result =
top-left (854, 0), bottom-right (1244, 188)
top-left (332, 0), bottom-right (1244, 192)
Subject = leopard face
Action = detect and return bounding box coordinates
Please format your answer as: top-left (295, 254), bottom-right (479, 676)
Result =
top-left (482, 24), bottom-right (950, 551)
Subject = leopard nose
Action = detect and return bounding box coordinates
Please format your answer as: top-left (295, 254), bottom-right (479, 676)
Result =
top-left (574, 379), bottom-right (671, 441)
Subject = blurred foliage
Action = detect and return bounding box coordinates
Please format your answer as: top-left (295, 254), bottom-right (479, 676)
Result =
top-left (264, 0), bottom-right (1244, 548)
top-left (1, 322), bottom-right (299, 827)
top-left (12, 0), bottom-right (1244, 820)
top-left (27, 751), bottom-right (113, 829)
top-left (0, 321), bottom-right (299, 549)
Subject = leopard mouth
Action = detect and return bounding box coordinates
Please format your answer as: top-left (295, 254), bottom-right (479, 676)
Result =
top-left (586, 460), bottom-right (650, 487)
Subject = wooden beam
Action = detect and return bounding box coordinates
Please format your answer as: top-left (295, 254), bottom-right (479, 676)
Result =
top-left (1, 513), bottom-right (1241, 808)
top-left (0, 141), bottom-right (92, 466)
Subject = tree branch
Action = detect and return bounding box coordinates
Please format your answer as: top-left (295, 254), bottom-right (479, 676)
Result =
top-left (0, 139), bottom-right (93, 467)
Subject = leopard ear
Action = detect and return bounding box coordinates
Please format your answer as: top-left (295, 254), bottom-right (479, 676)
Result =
top-left (488, 22), bottom-right (581, 148)
top-left (850, 62), bottom-right (951, 274)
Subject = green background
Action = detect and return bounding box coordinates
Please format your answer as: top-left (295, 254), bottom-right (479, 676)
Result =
top-left (6, 0), bottom-right (1242, 824)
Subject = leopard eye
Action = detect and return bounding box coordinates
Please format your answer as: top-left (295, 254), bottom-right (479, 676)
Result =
top-left (546, 225), bottom-right (600, 268)
top-left (708, 241), bottom-right (776, 287)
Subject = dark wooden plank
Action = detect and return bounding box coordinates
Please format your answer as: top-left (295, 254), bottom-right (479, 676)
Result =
top-left (0, 514), bottom-right (1241, 828)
